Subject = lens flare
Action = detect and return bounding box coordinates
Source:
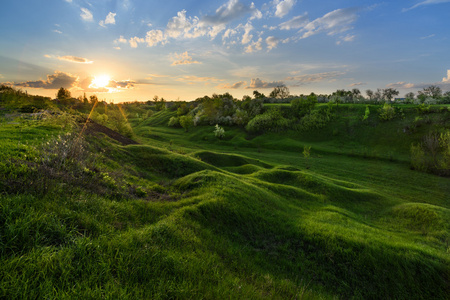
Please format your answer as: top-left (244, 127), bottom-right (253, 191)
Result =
top-left (91, 75), bottom-right (111, 89)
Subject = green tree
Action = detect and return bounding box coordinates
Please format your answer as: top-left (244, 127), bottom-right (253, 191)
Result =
top-left (269, 85), bottom-right (290, 99)
top-left (57, 87), bottom-right (71, 101)
top-left (179, 115), bottom-right (194, 132)
top-left (291, 93), bottom-right (317, 118)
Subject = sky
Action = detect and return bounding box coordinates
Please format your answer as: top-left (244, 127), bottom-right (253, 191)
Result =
top-left (1, 0), bottom-right (449, 102)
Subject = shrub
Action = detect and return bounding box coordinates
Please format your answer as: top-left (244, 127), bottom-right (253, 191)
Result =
top-left (410, 131), bottom-right (450, 176)
top-left (363, 105), bottom-right (370, 121)
top-left (179, 115), bottom-right (194, 132)
top-left (291, 94), bottom-right (317, 118)
top-left (246, 108), bottom-right (292, 133)
top-left (378, 103), bottom-right (396, 121)
top-left (214, 124), bottom-right (225, 139)
top-left (168, 116), bottom-right (180, 127)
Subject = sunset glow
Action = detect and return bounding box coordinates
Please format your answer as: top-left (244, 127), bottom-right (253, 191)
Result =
top-left (90, 75), bottom-right (111, 89)
top-left (1, 1), bottom-right (449, 102)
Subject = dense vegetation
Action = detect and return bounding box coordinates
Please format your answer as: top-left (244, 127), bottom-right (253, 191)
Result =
top-left (1, 85), bottom-right (449, 299)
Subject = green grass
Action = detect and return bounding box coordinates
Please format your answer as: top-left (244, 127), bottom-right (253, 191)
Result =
top-left (1, 105), bottom-right (449, 299)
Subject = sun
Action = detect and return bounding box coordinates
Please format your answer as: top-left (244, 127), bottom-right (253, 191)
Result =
top-left (91, 75), bottom-right (111, 89)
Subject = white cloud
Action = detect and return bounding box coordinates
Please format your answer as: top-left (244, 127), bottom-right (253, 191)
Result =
top-left (129, 37), bottom-right (144, 48)
top-left (386, 82), bottom-right (415, 89)
top-left (166, 10), bottom-right (195, 38)
top-left (275, 0), bottom-right (296, 18)
top-left (171, 52), bottom-right (201, 66)
top-left (245, 37), bottom-right (263, 53)
top-left (99, 12), bottom-right (116, 27)
top-left (266, 36), bottom-right (280, 50)
top-left (279, 13), bottom-right (308, 30)
top-left (114, 36), bottom-right (128, 44)
top-left (443, 70), bottom-right (450, 82)
top-left (242, 22), bottom-right (253, 44)
top-left (217, 81), bottom-right (246, 89)
top-left (57, 55), bottom-right (93, 64)
top-left (285, 71), bottom-right (345, 84)
top-left (113, 47), bottom-right (121, 50)
top-left (349, 82), bottom-right (366, 87)
top-left (80, 8), bottom-right (93, 22)
top-left (202, 0), bottom-right (254, 25)
top-left (145, 30), bottom-right (166, 47)
top-left (53, 29), bottom-right (63, 34)
top-left (208, 24), bottom-right (226, 39)
top-left (246, 78), bottom-right (285, 89)
top-left (403, 0), bottom-right (450, 12)
top-left (299, 8), bottom-right (358, 39)
top-left (336, 34), bottom-right (356, 45)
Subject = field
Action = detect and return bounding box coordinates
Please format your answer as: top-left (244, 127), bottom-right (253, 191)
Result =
top-left (1, 100), bottom-right (449, 299)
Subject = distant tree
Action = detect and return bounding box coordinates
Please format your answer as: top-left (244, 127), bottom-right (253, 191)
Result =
top-left (291, 93), bottom-right (317, 118)
top-left (418, 85), bottom-right (442, 99)
top-left (374, 89), bottom-right (382, 101)
top-left (351, 88), bottom-right (361, 100)
top-left (382, 88), bottom-right (399, 102)
top-left (366, 89), bottom-right (374, 101)
top-left (89, 95), bottom-right (98, 105)
top-left (57, 87), bottom-right (71, 100)
top-left (270, 85), bottom-right (290, 99)
top-left (405, 92), bottom-right (415, 103)
top-left (253, 90), bottom-right (266, 99)
top-left (83, 93), bottom-right (89, 106)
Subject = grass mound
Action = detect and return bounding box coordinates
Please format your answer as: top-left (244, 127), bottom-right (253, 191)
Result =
top-left (194, 151), bottom-right (272, 168)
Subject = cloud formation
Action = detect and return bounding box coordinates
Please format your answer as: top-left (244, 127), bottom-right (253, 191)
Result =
top-left (266, 36), bottom-right (280, 51)
top-left (129, 37), bottom-right (144, 48)
top-left (99, 12), bottom-right (116, 27)
top-left (245, 38), bottom-right (263, 53)
top-left (299, 8), bottom-right (358, 39)
top-left (246, 78), bottom-right (285, 89)
top-left (403, 0), bottom-right (450, 12)
top-left (285, 71), bottom-right (345, 84)
top-left (218, 81), bottom-right (246, 89)
top-left (275, 0), bottom-right (296, 18)
top-left (443, 70), bottom-right (450, 82)
top-left (14, 71), bottom-right (78, 89)
top-left (279, 13), bottom-right (308, 30)
top-left (202, 0), bottom-right (254, 25)
top-left (171, 52), bottom-right (201, 66)
top-left (57, 55), bottom-right (93, 64)
top-left (80, 8), bottom-right (93, 22)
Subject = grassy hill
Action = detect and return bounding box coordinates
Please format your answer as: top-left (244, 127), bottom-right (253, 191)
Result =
top-left (1, 100), bottom-right (449, 299)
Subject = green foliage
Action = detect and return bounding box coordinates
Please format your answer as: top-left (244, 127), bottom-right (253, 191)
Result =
top-left (179, 115), bottom-right (194, 132)
top-left (417, 103), bottom-right (431, 114)
top-left (168, 116), bottom-right (180, 127)
top-left (291, 94), bottom-right (317, 118)
top-left (363, 105), bottom-right (370, 121)
top-left (378, 103), bottom-right (396, 121)
top-left (410, 131), bottom-right (450, 176)
top-left (214, 124), bottom-right (225, 139)
top-left (56, 87), bottom-right (71, 101)
top-left (245, 107), bottom-right (292, 133)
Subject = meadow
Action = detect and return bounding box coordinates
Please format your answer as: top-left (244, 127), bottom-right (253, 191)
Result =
top-left (0, 87), bottom-right (449, 299)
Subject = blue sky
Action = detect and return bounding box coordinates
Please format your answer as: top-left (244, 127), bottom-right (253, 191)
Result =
top-left (1, 0), bottom-right (449, 102)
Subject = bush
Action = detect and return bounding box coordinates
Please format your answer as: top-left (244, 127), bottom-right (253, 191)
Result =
top-left (246, 108), bottom-right (292, 133)
top-left (291, 94), bottom-right (317, 118)
top-left (410, 131), bottom-right (450, 176)
top-left (214, 124), bottom-right (225, 139)
top-left (168, 116), bottom-right (180, 127)
top-left (378, 103), bottom-right (396, 121)
top-left (179, 115), bottom-right (194, 132)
